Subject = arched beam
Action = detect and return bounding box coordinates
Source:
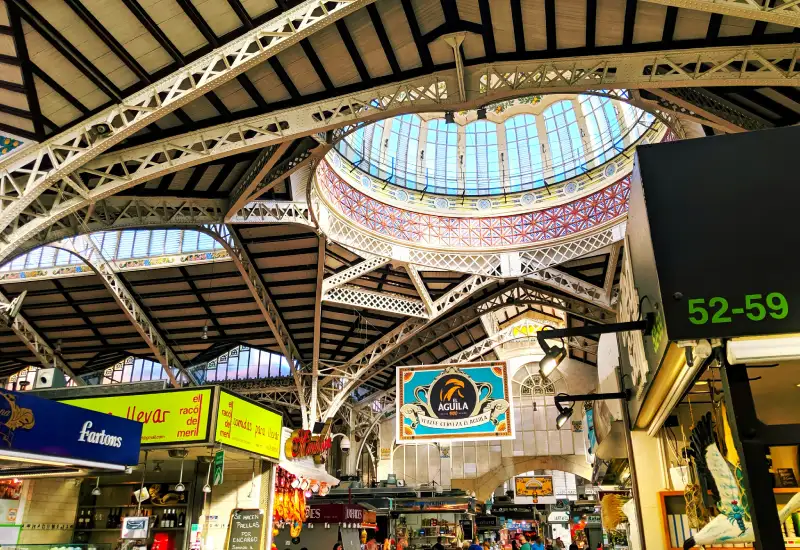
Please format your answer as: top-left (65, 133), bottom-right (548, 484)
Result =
top-left (48, 236), bottom-right (196, 387)
top-left (2, 43), bottom-right (798, 264)
top-left (0, 0), bottom-right (376, 239)
top-left (0, 287), bottom-right (85, 384)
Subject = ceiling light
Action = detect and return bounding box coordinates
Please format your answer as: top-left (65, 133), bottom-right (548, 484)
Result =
top-left (477, 108), bottom-right (487, 120)
top-left (445, 112), bottom-right (455, 124)
top-left (202, 325), bottom-right (208, 340)
top-left (556, 407), bottom-right (574, 429)
top-left (694, 381), bottom-right (708, 386)
top-left (540, 344), bottom-right (567, 377)
top-left (203, 483), bottom-right (212, 493)
top-left (175, 454), bottom-right (186, 492)
top-left (153, 461), bottom-right (163, 473)
top-left (554, 393), bottom-right (575, 430)
top-left (92, 477), bottom-right (102, 496)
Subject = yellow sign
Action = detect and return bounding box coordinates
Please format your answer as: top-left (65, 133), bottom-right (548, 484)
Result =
top-left (215, 390), bottom-right (282, 459)
top-left (61, 388), bottom-right (213, 445)
top-left (515, 476), bottom-right (554, 497)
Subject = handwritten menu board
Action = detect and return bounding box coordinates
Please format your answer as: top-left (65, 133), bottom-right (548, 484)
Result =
top-left (227, 509), bottom-right (264, 550)
top-left (61, 387), bottom-right (213, 445)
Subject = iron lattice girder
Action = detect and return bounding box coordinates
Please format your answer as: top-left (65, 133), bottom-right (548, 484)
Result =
top-left (372, 282), bottom-right (613, 373)
top-left (202, 224), bottom-right (310, 425)
top-left (643, 87), bottom-right (772, 132)
top-left (49, 235), bottom-right (195, 387)
top-left (0, 287), bottom-right (85, 384)
top-left (640, 0), bottom-right (800, 28)
top-left (322, 284), bottom-right (429, 318)
top-left (321, 274), bottom-right (495, 419)
top-left (226, 142), bottom-right (290, 219)
top-left (0, 0), bottom-right (377, 238)
top-left (217, 379), bottom-right (302, 410)
top-left (322, 256), bottom-right (390, 293)
top-left (2, 45), bottom-right (800, 264)
top-left (528, 267), bottom-right (613, 310)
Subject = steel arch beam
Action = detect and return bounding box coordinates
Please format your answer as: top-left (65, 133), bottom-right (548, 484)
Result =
top-left (0, 287), bottom-right (85, 384)
top-left (200, 224), bottom-right (310, 428)
top-left (2, 44), bottom-right (799, 263)
top-left (0, 0), bottom-right (376, 237)
top-left (640, 0), bottom-right (800, 28)
top-left (49, 236), bottom-right (196, 387)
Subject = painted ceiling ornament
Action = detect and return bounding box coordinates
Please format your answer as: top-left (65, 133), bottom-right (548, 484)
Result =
top-left (683, 412), bottom-right (800, 549)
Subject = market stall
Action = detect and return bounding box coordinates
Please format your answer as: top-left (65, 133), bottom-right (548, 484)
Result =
top-left (390, 497), bottom-right (476, 549)
top-left (4, 386), bottom-right (281, 550)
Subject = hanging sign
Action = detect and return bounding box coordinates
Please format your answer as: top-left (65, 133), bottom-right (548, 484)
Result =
top-left (515, 476), bottom-right (554, 498)
top-left (305, 504), bottom-right (364, 523)
top-left (121, 516), bottom-right (150, 539)
top-left (396, 362), bottom-right (513, 442)
top-left (227, 509), bottom-right (264, 550)
top-left (214, 390), bottom-right (282, 459)
top-left (0, 389), bottom-right (141, 466)
top-left (629, 126), bottom-right (800, 341)
top-left (284, 429), bottom-right (332, 464)
top-left (213, 449), bottom-right (224, 486)
top-left (475, 516), bottom-right (500, 529)
top-left (61, 387), bottom-right (213, 446)
top-left (548, 512), bottom-right (570, 523)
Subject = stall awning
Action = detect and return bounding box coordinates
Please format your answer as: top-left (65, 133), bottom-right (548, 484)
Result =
top-left (278, 458), bottom-right (339, 486)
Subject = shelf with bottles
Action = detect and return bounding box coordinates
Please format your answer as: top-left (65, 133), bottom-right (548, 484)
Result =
top-left (78, 505), bottom-right (189, 509)
top-left (75, 508), bottom-right (187, 532)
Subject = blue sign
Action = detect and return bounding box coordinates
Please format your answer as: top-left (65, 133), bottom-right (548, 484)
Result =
top-left (0, 390), bottom-right (142, 466)
top-left (396, 362), bottom-right (513, 442)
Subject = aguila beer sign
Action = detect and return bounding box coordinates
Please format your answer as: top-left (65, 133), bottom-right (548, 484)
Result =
top-left (396, 362), bottom-right (513, 442)
top-left (285, 429), bottom-right (332, 464)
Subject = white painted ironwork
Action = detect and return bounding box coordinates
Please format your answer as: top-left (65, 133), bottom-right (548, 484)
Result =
top-left (321, 274), bottom-right (494, 419)
top-left (2, 45), bottom-right (797, 262)
top-left (229, 200), bottom-right (314, 226)
top-left (322, 256), bottom-right (389, 293)
top-left (640, 0), bottom-right (800, 27)
top-left (218, 379), bottom-right (303, 410)
top-left (0, 287), bottom-right (84, 384)
top-left (406, 264), bottom-right (435, 316)
top-left (50, 235), bottom-right (195, 387)
top-left (323, 285), bottom-right (429, 318)
top-left (202, 224), bottom-right (310, 426)
top-left (616, 239), bottom-right (650, 394)
top-left (0, 0), bottom-right (376, 239)
top-left (528, 268), bottom-right (613, 309)
top-left (226, 143), bottom-right (290, 219)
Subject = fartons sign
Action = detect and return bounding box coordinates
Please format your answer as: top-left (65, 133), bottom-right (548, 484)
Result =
top-left (397, 362), bottom-right (513, 442)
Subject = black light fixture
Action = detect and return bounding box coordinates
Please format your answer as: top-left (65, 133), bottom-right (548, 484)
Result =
top-left (445, 111), bottom-right (455, 124)
top-left (477, 107), bottom-right (487, 120)
top-left (554, 390), bottom-right (630, 429)
top-left (202, 324), bottom-right (208, 340)
top-left (537, 315), bottom-right (654, 377)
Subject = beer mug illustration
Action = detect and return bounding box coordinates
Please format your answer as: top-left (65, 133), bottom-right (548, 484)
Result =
top-left (413, 367), bottom-right (492, 419)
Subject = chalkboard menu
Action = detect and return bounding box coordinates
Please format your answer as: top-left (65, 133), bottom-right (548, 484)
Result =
top-left (227, 509), bottom-right (264, 550)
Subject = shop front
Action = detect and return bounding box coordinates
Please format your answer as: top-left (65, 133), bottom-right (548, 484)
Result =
top-left (5, 386), bottom-right (281, 550)
top-left (391, 496), bottom-right (476, 549)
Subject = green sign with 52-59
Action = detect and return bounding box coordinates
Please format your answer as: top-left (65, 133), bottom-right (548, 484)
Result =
top-left (688, 293), bottom-right (788, 325)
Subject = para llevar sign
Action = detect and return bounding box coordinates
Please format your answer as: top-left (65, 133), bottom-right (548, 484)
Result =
top-left (628, 125), bottom-right (800, 342)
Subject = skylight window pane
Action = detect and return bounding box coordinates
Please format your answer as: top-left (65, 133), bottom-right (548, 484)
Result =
top-left (165, 230), bottom-right (182, 254)
top-left (40, 248), bottom-right (56, 269)
top-left (181, 231), bottom-right (200, 253)
top-left (55, 248), bottom-right (72, 266)
top-left (117, 231), bottom-right (135, 259)
top-left (149, 230), bottom-right (167, 256)
top-left (101, 232), bottom-right (119, 258)
top-left (197, 232), bottom-right (215, 251)
top-left (132, 230), bottom-right (151, 258)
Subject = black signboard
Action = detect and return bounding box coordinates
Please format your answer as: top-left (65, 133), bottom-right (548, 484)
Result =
top-left (227, 509), bottom-right (263, 550)
top-left (629, 126), bottom-right (800, 341)
top-left (475, 515), bottom-right (500, 530)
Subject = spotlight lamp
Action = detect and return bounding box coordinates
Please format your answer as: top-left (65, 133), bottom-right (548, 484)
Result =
top-left (444, 111), bottom-right (455, 124)
top-left (477, 107), bottom-right (487, 120)
top-left (537, 315), bottom-right (655, 379)
top-left (553, 390), bottom-right (630, 430)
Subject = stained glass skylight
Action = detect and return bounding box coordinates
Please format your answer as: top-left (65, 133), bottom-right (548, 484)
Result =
top-left (336, 94), bottom-right (654, 196)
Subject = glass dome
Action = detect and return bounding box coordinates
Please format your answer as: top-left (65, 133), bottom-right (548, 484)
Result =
top-left (335, 93), bottom-right (655, 196)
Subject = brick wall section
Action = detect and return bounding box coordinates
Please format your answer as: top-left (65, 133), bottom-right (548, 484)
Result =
top-left (18, 479), bottom-right (80, 544)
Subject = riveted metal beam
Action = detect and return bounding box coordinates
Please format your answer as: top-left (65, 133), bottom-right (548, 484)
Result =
top-left (640, 0), bottom-right (800, 28)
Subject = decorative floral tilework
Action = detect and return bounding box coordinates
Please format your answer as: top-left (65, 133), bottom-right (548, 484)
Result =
top-left (317, 160), bottom-right (630, 248)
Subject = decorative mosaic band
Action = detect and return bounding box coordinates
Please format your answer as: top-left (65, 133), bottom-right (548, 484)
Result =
top-left (317, 159), bottom-right (630, 249)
